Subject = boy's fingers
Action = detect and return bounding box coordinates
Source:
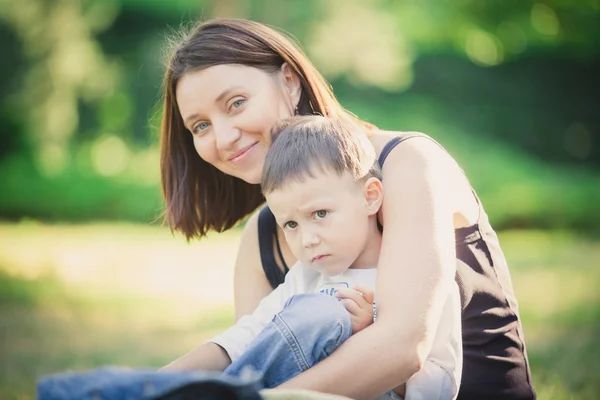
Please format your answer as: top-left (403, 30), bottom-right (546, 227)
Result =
top-left (351, 285), bottom-right (375, 304)
top-left (340, 298), bottom-right (360, 316)
top-left (335, 288), bottom-right (367, 307)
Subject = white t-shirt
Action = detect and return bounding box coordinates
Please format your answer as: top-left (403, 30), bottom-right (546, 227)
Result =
top-left (210, 263), bottom-right (462, 400)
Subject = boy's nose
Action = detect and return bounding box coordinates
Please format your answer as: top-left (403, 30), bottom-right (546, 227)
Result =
top-left (302, 231), bottom-right (320, 248)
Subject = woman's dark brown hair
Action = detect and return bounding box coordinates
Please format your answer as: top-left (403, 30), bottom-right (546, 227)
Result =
top-left (160, 18), bottom-right (374, 240)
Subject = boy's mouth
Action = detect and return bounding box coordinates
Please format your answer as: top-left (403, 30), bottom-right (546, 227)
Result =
top-left (311, 254), bottom-right (330, 263)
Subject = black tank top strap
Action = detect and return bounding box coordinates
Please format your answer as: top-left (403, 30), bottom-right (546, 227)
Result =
top-left (257, 205), bottom-right (289, 289)
top-left (274, 228), bottom-right (290, 274)
top-left (378, 132), bottom-right (430, 168)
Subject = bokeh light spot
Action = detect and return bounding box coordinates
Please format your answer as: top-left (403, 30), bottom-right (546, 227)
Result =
top-left (37, 144), bottom-right (68, 176)
top-left (91, 135), bottom-right (130, 177)
top-left (465, 29), bottom-right (504, 66)
top-left (128, 147), bottom-right (159, 185)
top-left (531, 3), bottom-right (560, 36)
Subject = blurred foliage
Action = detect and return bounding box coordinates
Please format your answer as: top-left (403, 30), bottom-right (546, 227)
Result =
top-left (0, 0), bottom-right (598, 231)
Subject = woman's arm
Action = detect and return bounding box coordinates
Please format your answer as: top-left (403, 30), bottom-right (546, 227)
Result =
top-left (279, 137), bottom-right (460, 399)
top-left (233, 210), bottom-right (275, 321)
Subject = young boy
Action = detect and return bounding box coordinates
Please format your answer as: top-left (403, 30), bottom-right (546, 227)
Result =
top-left (163, 116), bottom-right (462, 400)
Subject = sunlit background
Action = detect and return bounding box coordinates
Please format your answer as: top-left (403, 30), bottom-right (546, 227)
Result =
top-left (0, 0), bottom-right (599, 399)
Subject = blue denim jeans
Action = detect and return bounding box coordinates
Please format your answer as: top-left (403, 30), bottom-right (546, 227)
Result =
top-left (37, 293), bottom-right (352, 400)
top-left (225, 293), bottom-right (353, 388)
top-left (37, 367), bottom-right (263, 400)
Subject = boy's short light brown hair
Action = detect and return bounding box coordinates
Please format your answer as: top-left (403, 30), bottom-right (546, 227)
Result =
top-left (261, 116), bottom-right (382, 194)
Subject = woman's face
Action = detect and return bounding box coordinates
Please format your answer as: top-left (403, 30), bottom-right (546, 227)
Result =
top-left (176, 64), bottom-right (301, 184)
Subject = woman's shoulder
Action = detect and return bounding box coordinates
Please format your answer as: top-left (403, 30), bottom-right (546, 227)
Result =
top-left (369, 129), bottom-right (452, 169)
top-left (369, 129), bottom-right (406, 157)
top-left (370, 129), bottom-right (480, 228)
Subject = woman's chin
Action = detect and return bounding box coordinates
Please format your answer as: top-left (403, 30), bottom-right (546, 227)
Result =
top-left (225, 161), bottom-right (264, 184)
top-left (238, 172), bottom-right (262, 185)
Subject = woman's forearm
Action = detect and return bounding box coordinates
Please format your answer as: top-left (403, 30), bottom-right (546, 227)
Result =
top-left (160, 342), bottom-right (231, 372)
top-left (278, 321), bottom-right (422, 400)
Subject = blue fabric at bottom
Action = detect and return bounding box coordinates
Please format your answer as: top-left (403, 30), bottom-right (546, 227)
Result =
top-left (37, 366), bottom-right (262, 400)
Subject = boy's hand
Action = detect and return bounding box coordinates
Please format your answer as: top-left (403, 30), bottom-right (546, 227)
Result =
top-left (335, 284), bottom-right (375, 334)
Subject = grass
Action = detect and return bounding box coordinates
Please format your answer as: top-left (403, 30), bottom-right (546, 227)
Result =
top-left (500, 231), bottom-right (600, 399)
top-left (0, 223), bottom-right (599, 399)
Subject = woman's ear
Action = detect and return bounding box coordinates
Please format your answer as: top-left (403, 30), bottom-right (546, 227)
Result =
top-left (280, 62), bottom-right (302, 110)
top-left (363, 177), bottom-right (384, 216)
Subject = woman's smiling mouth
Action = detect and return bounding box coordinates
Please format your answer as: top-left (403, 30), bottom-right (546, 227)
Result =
top-left (228, 142), bottom-right (258, 164)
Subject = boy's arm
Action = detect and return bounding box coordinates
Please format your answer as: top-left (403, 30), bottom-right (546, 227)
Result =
top-left (160, 342), bottom-right (231, 372)
top-left (162, 264), bottom-right (304, 371)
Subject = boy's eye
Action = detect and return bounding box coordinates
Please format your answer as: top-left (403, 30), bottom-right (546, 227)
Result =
top-left (315, 210), bottom-right (328, 219)
top-left (284, 221), bottom-right (298, 230)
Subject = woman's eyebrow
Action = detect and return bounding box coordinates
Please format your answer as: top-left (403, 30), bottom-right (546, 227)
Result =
top-left (215, 86), bottom-right (244, 103)
top-left (184, 113), bottom-right (200, 127)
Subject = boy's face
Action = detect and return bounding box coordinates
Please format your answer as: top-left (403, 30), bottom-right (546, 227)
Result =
top-left (265, 169), bottom-right (381, 276)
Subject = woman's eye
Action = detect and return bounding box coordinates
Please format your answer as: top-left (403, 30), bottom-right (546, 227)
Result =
top-left (315, 210), bottom-right (328, 219)
top-left (284, 221), bottom-right (298, 230)
top-left (192, 122), bottom-right (210, 135)
top-left (231, 99), bottom-right (246, 110)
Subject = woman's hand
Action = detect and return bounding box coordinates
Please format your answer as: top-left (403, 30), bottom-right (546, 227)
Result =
top-left (335, 285), bottom-right (375, 334)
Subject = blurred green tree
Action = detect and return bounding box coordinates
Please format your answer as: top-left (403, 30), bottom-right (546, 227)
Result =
top-left (0, 0), bottom-right (598, 229)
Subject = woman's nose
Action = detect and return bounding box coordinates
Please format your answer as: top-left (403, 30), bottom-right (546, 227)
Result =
top-left (214, 123), bottom-right (242, 151)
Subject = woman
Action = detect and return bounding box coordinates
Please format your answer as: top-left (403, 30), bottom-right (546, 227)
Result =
top-left (160, 18), bottom-right (536, 400)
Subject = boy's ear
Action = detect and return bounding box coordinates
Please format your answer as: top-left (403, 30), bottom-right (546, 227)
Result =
top-left (363, 177), bottom-right (383, 216)
top-left (280, 62), bottom-right (302, 110)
